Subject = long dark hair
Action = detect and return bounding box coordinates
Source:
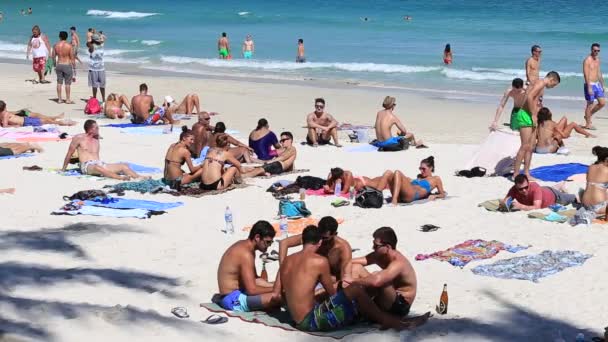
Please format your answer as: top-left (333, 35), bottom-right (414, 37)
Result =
top-left (256, 118), bottom-right (268, 130)
top-left (444, 44), bottom-right (451, 53)
top-left (537, 107), bottom-right (552, 126)
top-left (592, 145), bottom-right (608, 164)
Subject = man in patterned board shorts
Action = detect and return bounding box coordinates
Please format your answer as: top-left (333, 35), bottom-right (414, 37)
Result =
top-left (26, 25), bottom-right (51, 83)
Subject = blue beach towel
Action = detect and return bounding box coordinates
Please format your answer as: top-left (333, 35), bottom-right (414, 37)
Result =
top-left (345, 144), bottom-right (378, 152)
top-left (53, 206), bottom-right (151, 219)
top-left (123, 163), bottom-right (162, 174)
top-left (119, 127), bottom-right (178, 135)
top-left (0, 153), bottom-right (34, 160)
top-left (529, 163), bottom-right (588, 182)
top-left (104, 123), bottom-right (163, 128)
top-left (83, 198), bottom-right (183, 211)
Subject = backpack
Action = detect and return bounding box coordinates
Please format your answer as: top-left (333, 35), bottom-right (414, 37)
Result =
top-left (84, 97), bottom-right (102, 115)
top-left (295, 176), bottom-right (326, 190)
top-left (354, 186), bottom-right (384, 208)
top-left (279, 199), bottom-right (312, 218)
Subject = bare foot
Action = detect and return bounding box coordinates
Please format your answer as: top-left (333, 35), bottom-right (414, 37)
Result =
top-left (0, 188), bottom-right (16, 194)
top-left (64, 100), bottom-right (75, 104)
top-left (587, 133), bottom-right (597, 138)
top-left (335, 144), bottom-right (343, 148)
top-left (401, 312), bottom-right (432, 330)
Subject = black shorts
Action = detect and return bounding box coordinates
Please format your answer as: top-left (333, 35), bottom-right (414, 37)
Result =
top-left (0, 147), bottom-right (14, 157)
top-left (262, 161), bottom-right (284, 175)
top-left (388, 293), bottom-right (411, 317)
top-left (306, 133), bottom-right (331, 145)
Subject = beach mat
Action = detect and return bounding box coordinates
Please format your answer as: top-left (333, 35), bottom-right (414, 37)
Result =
top-left (257, 169), bottom-right (310, 179)
top-left (0, 153), bottom-right (34, 160)
top-left (528, 209), bottom-right (607, 224)
top-left (0, 130), bottom-right (69, 142)
top-left (81, 198), bottom-right (183, 211)
top-left (344, 144), bottom-right (378, 153)
top-left (103, 123), bottom-right (163, 128)
top-left (306, 188), bottom-right (350, 198)
top-left (415, 239), bottom-right (529, 268)
top-left (173, 183), bottom-right (250, 198)
top-left (51, 205), bottom-right (153, 219)
top-left (529, 163), bottom-right (588, 182)
top-left (337, 123), bottom-right (374, 131)
top-left (390, 195), bottom-right (453, 206)
top-left (243, 217), bottom-right (344, 237)
top-left (199, 303), bottom-right (377, 339)
top-left (471, 250), bottom-right (592, 282)
top-left (478, 199), bottom-right (502, 212)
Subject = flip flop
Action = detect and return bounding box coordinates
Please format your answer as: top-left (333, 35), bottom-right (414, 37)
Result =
top-left (419, 224), bottom-right (440, 232)
top-left (40, 80), bottom-right (51, 84)
top-left (416, 144), bottom-right (429, 149)
top-left (22, 165), bottom-right (43, 171)
top-left (202, 314), bottom-right (228, 324)
top-left (171, 307), bottom-right (189, 318)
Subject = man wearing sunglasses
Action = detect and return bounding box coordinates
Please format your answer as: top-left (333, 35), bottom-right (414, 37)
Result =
top-left (191, 111), bottom-right (213, 158)
top-left (343, 227), bottom-right (419, 319)
top-left (500, 174), bottom-right (577, 211)
top-left (245, 131), bottom-right (297, 177)
top-left (306, 98), bottom-right (342, 147)
top-left (525, 45), bottom-right (542, 86)
top-left (280, 226), bottom-right (419, 332)
top-left (215, 220), bottom-right (281, 312)
top-left (279, 216), bottom-right (351, 284)
top-left (582, 43), bottom-right (605, 130)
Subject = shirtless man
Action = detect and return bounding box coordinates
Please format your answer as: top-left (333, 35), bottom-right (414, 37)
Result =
top-left (0, 142), bottom-right (44, 157)
top-left (191, 111), bottom-right (213, 158)
top-left (582, 43), bottom-right (605, 130)
top-left (374, 96), bottom-right (424, 149)
top-left (280, 225), bottom-right (425, 332)
top-left (218, 32), bottom-right (230, 59)
top-left (26, 25), bottom-right (51, 83)
top-left (512, 71), bottom-right (561, 178)
top-left (163, 94), bottom-right (200, 115)
top-left (61, 119), bottom-right (145, 179)
top-left (243, 131), bottom-right (297, 177)
top-left (52, 31), bottom-right (75, 104)
top-left (279, 216), bottom-right (351, 283)
top-left (296, 39), bottom-right (305, 63)
top-left (344, 227), bottom-right (417, 318)
top-left (215, 220), bottom-right (281, 312)
top-left (70, 26), bottom-right (81, 64)
top-left (525, 45), bottom-right (541, 86)
top-left (131, 83), bottom-right (177, 124)
top-left (490, 78), bottom-right (526, 131)
top-left (306, 98), bottom-right (341, 147)
top-left (0, 100), bottom-right (72, 127)
top-left (242, 35), bottom-right (254, 59)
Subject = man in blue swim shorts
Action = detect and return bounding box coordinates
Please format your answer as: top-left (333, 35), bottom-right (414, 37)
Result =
top-left (280, 225), bottom-right (429, 332)
top-left (215, 221), bottom-right (282, 312)
top-left (583, 43), bottom-right (605, 130)
top-left (0, 100), bottom-right (74, 127)
top-left (374, 96), bottom-right (426, 150)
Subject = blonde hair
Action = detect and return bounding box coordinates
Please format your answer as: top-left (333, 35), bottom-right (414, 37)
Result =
top-left (106, 93), bottom-right (117, 101)
top-left (382, 96), bottom-right (396, 109)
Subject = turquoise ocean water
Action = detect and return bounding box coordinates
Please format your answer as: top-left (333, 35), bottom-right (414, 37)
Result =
top-left (0, 0), bottom-right (606, 102)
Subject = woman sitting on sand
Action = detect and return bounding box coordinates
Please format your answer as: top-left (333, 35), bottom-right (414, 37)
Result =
top-left (104, 93), bottom-right (130, 119)
top-left (210, 121), bottom-right (254, 163)
top-left (388, 156), bottom-right (446, 205)
top-left (200, 134), bottom-right (245, 190)
top-left (535, 107), bottom-right (594, 154)
top-left (581, 146), bottom-right (608, 220)
top-left (324, 167), bottom-right (393, 194)
top-left (162, 127), bottom-right (203, 190)
top-left (249, 118), bottom-right (281, 161)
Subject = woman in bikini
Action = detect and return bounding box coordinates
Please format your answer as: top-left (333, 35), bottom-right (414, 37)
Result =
top-left (535, 107), bottom-right (595, 154)
top-left (389, 156), bottom-right (446, 205)
top-left (210, 122), bottom-right (254, 163)
top-left (200, 134), bottom-right (244, 190)
top-left (162, 127), bottom-right (203, 190)
top-left (104, 93), bottom-right (131, 119)
top-left (324, 167), bottom-right (394, 194)
top-left (581, 146), bottom-right (608, 220)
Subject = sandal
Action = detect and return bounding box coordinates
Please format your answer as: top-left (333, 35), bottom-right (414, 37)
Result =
top-left (419, 224), bottom-right (440, 232)
top-left (171, 307), bottom-right (189, 318)
top-left (202, 314), bottom-right (228, 324)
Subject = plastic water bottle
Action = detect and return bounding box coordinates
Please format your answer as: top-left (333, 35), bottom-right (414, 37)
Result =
top-left (334, 179), bottom-right (342, 197)
top-left (224, 206), bottom-right (234, 234)
top-left (575, 333), bottom-right (585, 342)
top-left (280, 215), bottom-right (288, 237)
top-left (349, 186), bottom-right (355, 200)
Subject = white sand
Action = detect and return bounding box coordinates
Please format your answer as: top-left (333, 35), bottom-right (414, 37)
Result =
top-left (0, 62), bottom-right (607, 342)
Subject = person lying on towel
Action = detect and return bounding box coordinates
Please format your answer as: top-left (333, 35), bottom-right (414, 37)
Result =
top-left (279, 225), bottom-right (427, 332)
top-left (388, 156), bottom-right (446, 205)
top-left (500, 174), bottom-right (577, 211)
top-left (372, 96), bottom-right (426, 151)
top-left (324, 167), bottom-right (393, 194)
top-left (215, 221), bottom-right (282, 312)
top-left (243, 131), bottom-right (297, 177)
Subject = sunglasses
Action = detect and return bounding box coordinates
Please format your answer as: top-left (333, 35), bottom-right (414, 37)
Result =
top-left (516, 185), bottom-right (529, 192)
top-left (315, 105), bottom-right (324, 109)
top-left (372, 242), bottom-right (386, 250)
top-left (263, 239), bottom-right (274, 246)
top-left (280, 138), bottom-right (291, 142)
top-left (593, 49), bottom-right (600, 53)
top-left (535, 50), bottom-right (542, 53)
top-left (202, 117), bottom-right (210, 121)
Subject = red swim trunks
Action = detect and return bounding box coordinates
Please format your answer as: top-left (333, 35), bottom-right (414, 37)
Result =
top-left (33, 57), bottom-right (46, 73)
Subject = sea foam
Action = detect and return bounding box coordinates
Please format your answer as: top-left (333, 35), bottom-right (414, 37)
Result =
top-left (86, 9), bottom-right (160, 19)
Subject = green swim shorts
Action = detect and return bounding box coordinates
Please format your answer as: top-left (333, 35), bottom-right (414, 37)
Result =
top-left (219, 48), bottom-right (229, 57)
top-left (510, 108), bottom-right (533, 131)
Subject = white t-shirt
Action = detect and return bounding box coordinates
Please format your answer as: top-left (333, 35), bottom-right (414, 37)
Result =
top-left (89, 47), bottom-right (104, 71)
top-left (30, 36), bottom-right (48, 58)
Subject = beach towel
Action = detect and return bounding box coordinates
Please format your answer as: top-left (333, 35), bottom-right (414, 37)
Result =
top-left (243, 217), bottom-right (345, 237)
top-left (471, 250), bottom-right (592, 282)
top-left (415, 239), bottom-right (529, 268)
top-left (478, 199), bottom-right (502, 212)
top-left (390, 195), bottom-right (453, 206)
top-left (199, 302), bottom-right (377, 339)
top-left (258, 169), bottom-right (310, 179)
top-left (46, 168), bottom-right (106, 181)
top-left (529, 163), bottom-right (588, 182)
top-left (51, 205), bottom-right (153, 219)
top-left (337, 123), bottom-right (374, 131)
top-left (528, 209), bottom-right (607, 225)
top-left (103, 123), bottom-right (163, 128)
top-left (169, 183), bottom-right (251, 198)
top-left (122, 163), bottom-right (162, 174)
top-left (0, 130), bottom-right (68, 142)
top-left (464, 129), bottom-right (520, 176)
top-left (305, 188), bottom-right (350, 198)
top-left (108, 179), bottom-right (168, 193)
top-left (82, 198), bottom-right (183, 211)
top-left (344, 144), bottom-right (378, 153)
top-left (0, 153), bottom-right (34, 160)
top-left (119, 127), bottom-right (177, 135)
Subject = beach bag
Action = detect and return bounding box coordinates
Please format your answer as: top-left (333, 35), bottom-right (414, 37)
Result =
top-left (84, 97), bottom-right (102, 115)
top-left (279, 199), bottom-right (311, 218)
top-left (295, 176), bottom-right (326, 190)
top-left (354, 186), bottom-right (384, 208)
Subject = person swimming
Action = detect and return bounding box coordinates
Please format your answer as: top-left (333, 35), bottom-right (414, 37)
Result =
top-left (388, 156), bottom-right (446, 205)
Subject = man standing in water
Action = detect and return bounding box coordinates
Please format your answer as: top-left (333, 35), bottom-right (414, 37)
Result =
top-left (512, 71), bottom-right (560, 179)
top-left (525, 45), bottom-right (541, 86)
top-left (218, 32), bottom-right (230, 59)
top-left (242, 35), bottom-right (254, 59)
top-left (582, 43), bottom-right (605, 130)
top-left (296, 39), bottom-right (305, 63)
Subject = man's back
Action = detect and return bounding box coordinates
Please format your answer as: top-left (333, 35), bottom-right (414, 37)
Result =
top-left (55, 41), bottom-right (72, 64)
top-left (281, 251), bottom-right (326, 322)
top-left (217, 240), bottom-right (248, 294)
top-left (131, 94), bottom-right (153, 117)
top-left (375, 109), bottom-right (395, 141)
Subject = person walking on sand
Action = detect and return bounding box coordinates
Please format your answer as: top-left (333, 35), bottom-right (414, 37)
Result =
top-left (583, 43), bottom-right (605, 130)
top-left (490, 78), bottom-right (526, 131)
top-left (51, 31), bottom-right (75, 104)
top-left (525, 45), bottom-right (542, 86)
top-left (242, 34), bottom-right (254, 59)
top-left (218, 32), bottom-right (230, 59)
top-left (26, 25), bottom-right (51, 84)
top-left (443, 44), bottom-right (452, 65)
top-left (70, 26), bottom-right (81, 64)
top-left (296, 38), bottom-right (305, 63)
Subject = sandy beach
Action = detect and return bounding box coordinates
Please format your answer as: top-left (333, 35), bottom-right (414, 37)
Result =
top-left (1, 60), bottom-right (607, 342)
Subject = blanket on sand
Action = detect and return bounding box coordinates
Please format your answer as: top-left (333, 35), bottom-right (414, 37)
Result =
top-left (529, 163), bottom-right (588, 182)
top-left (528, 209), bottom-right (607, 224)
top-left (306, 188), bottom-right (350, 198)
top-left (0, 153), bottom-right (34, 160)
top-left (415, 239), bottom-right (529, 268)
top-left (243, 217), bottom-right (344, 237)
top-left (51, 205), bottom-right (155, 219)
top-left (471, 250), bottom-right (592, 282)
top-left (107, 179), bottom-right (250, 197)
top-left (257, 169), bottom-right (310, 179)
top-left (81, 197), bottom-right (183, 211)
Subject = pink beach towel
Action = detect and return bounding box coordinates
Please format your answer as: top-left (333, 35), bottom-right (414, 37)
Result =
top-left (306, 188), bottom-right (350, 198)
top-left (0, 130), bottom-right (68, 142)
